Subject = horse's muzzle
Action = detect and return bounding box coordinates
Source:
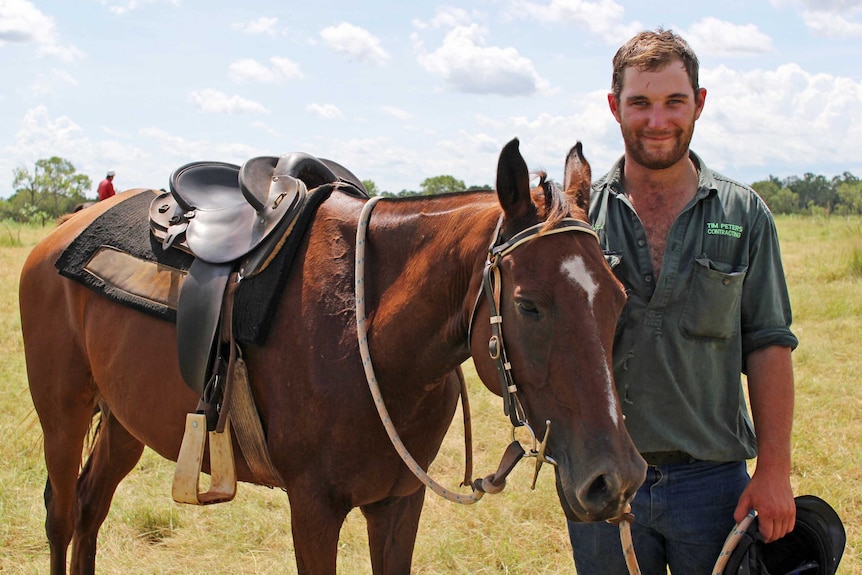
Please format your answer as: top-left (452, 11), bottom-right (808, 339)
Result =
top-left (555, 454), bottom-right (646, 523)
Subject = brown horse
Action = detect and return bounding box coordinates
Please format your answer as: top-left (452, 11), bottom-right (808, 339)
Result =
top-left (20, 139), bottom-right (646, 575)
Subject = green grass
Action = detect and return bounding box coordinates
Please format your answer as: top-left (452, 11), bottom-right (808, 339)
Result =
top-left (1, 216), bottom-right (860, 574)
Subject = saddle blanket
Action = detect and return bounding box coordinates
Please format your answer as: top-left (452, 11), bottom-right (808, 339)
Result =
top-left (55, 185), bottom-right (337, 345)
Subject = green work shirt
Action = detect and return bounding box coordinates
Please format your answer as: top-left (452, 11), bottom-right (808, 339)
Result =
top-left (590, 152), bottom-right (798, 462)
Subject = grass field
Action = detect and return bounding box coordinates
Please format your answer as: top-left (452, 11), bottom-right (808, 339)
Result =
top-left (0, 215), bottom-right (859, 574)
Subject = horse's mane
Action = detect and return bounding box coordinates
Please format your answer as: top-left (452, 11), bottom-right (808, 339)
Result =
top-left (534, 171), bottom-right (570, 230)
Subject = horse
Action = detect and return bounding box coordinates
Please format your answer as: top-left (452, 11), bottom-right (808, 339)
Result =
top-left (20, 138), bottom-right (646, 575)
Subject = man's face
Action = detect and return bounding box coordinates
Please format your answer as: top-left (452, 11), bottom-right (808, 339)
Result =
top-left (609, 60), bottom-right (706, 171)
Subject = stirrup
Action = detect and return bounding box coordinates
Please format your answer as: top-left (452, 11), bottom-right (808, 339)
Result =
top-left (172, 413), bottom-right (237, 505)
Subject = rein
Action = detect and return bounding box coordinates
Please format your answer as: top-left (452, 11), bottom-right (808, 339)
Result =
top-left (355, 196), bottom-right (485, 503)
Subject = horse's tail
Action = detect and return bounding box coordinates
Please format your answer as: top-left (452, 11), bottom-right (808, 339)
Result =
top-left (82, 402), bottom-right (106, 464)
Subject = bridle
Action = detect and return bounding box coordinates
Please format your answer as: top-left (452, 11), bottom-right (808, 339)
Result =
top-left (355, 195), bottom-right (599, 501)
top-left (355, 195), bottom-right (647, 575)
top-left (468, 214), bottom-right (600, 485)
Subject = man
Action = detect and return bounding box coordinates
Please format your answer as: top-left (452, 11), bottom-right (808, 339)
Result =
top-left (97, 170), bottom-right (115, 201)
top-left (567, 28), bottom-right (798, 574)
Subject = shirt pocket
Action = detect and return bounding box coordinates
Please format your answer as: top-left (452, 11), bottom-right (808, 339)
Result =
top-left (679, 257), bottom-right (747, 340)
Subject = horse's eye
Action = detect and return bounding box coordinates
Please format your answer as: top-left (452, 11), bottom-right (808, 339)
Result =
top-left (516, 299), bottom-right (540, 319)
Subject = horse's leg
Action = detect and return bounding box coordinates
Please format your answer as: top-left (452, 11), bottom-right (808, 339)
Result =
top-left (37, 396), bottom-right (96, 575)
top-left (69, 405), bottom-right (145, 575)
top-left (361, 487), bottom-right (426, 575)
top-left (22, 346), bottom-right (96, 575)
top-left (289, 494), bottom-right (349, 575)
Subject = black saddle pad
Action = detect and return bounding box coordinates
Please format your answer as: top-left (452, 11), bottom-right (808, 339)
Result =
top-left (56, 185), bottom-right (340, 345)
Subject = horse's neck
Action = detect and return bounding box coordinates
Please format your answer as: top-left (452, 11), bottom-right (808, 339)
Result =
top-left (364, 196), bottom-right (498, 373)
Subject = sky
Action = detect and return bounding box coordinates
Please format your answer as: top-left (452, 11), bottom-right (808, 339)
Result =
top-left (1, 0), bottom-right (861, 199)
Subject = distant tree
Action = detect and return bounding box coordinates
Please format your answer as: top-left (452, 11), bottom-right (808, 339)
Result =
top-left (786, 172), bottom-right (835, 213)
top-left (7, 157), bottom-right (92, 222)
top-left (836, 180), bottom-right (862, 215)
top-left (466, 184), bottom-right (492, 191)
top-left (752, 179), bottom-right (799, 214)
top-left (362, 179), bottom-right (379, 196)
top-left (420, 175), bottom-right (465, 196)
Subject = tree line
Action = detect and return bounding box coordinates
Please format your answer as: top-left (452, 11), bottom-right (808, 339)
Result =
top-left (2, 156), bottom-right (861, 224)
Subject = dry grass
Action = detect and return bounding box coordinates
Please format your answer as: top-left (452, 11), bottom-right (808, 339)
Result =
top-left (0, 216), bottom-right (859, 574)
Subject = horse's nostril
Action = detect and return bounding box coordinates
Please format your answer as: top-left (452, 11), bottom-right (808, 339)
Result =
top-left (584, 473), bottom-right (611, 505)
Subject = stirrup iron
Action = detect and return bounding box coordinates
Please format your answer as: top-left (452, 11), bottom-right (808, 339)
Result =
top-left (172, 413), bottom-right (237, 505)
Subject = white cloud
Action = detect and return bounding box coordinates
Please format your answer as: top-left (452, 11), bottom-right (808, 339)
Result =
top-left (320, 22), bottom-right (390, 65)
top-left (771, 0), bottom-right (862, 37)
top-left (412, 6), bottom-right (475, 30)
top-left (512, 0), bottom-right (643, 43)
top-left (381, 106), bottom-right (412, 120)
top-left (100, 0), bottom-right (180, 16)
top-left (306, 103), bottom-right (343, 119)
top-left (29, 68), bottom-right (79, 97)
top-left (232, 16), bottom-right (282, 36)
top-left (0, 106), bottom-right (144, 195)
top-left (801, 9), bottom-right (862, 37)
top-left (188, 89), bottom-right (270, 114)
top-left (140, 127), bottom-right (258, 161)
top-left (696, 64), bottom-right (862, 172)
top-left (417, 24), bottom-right (551, 96)
top-left (0, 0), bottom-right (83, 61)
top-left (270, 57), bottom-right (303, 80)
top-left (229, 57), bottom-right (303, 83)
top-left (685, 17), bottom-right (774, 56)
top-left (11, 106), bottom-right (87, 155)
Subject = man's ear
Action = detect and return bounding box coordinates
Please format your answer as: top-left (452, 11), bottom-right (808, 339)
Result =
top-left (608, 92), bottom-right (622, 123)
top-left (694, 87), bottom-right (707, 120)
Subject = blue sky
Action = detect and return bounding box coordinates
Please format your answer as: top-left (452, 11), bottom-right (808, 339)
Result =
top-left (1, 0), bottom-right (861, 198)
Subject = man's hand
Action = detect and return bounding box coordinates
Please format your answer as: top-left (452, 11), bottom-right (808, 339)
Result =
top-left (734, 466), bottom-right (795, 542)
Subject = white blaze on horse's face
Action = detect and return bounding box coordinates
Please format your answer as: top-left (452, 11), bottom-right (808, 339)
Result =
top-left (561, 255), bottom-right (598, 308)
top-left (561, 255), bottom-right (620, 427)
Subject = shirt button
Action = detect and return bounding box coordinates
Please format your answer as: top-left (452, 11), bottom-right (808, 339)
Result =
top-left (637, 238), bottom-right (646, 247)
top-left (722, 278), bottom-right (731, 285)
top-left (644, 274), bottom-right (654, 283)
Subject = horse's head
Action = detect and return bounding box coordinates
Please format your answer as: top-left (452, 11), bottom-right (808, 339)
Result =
top-left (470, 138), bottom-right (646, 523)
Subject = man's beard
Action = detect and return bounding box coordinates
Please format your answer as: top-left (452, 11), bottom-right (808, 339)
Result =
top-left (622, 121), bottom-right (695, 170)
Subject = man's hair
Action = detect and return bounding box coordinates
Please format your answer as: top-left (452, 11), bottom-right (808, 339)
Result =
top-left (611, 28), bottom-right (700, 102)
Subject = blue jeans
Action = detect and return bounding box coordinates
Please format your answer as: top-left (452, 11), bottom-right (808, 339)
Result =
top-left (568, 460), bottom-right (749, 575)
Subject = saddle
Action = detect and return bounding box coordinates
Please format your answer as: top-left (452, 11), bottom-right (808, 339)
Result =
top-left (152, 152), bottom-right (367, 504)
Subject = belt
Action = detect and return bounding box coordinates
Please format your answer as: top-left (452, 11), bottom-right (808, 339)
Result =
top-left (641, 451), bottom-right (698, 466)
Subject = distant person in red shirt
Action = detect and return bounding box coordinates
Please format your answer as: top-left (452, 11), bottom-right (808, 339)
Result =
top-left (97, 170), bottom-right (116, 201)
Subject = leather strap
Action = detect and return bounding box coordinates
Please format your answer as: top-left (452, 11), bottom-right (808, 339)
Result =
top-left (217, 274), bottom-right (285, 488)
top-left (177, 258), bottom-right (232, 394)
top-left (472, 441), bottom-right (526, 494)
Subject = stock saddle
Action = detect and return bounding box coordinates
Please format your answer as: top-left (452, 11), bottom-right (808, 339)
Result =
top-left (149, 153), bottom-right (367, 503)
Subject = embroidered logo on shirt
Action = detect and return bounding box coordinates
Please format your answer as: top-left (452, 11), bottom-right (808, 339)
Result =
top-left (706, 222), bottom-right (743, 238)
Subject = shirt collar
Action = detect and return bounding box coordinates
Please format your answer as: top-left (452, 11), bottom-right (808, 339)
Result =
top-left (601, 150), bottom-right (718, 200)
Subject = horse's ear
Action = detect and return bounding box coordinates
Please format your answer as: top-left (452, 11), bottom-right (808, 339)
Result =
top-left (563, 141), bottom-right (591, 213)
top-left (496, 138), bottom-right (534, 221)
